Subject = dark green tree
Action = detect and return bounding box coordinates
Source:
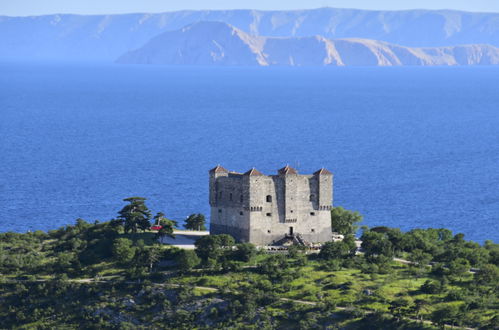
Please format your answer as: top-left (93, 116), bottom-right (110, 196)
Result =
top-left (319, 236), bottom-right (356, 260)
top-left (409, 249), bottom-right (432, 266)
top-left (153, 212), bottom-right (176, 240)
top-left (195, 236), bottom-right (221, 262)
top-left (448, 257), bottom-right (470, 282)
top-left (154, 212), bottom-right (177, 227)
top-left (54, 252), bottom-right (79, 273)
top-left (176, 250), bottom-right (201, 271)
top-left (118, 197), bottom-right (152, 233)
top-left (112, 238), bottom-right (136, 265)
top-left (420, 280), bottom-right (443, 294)
top-left (484, 240), bottom-right (499, 265)
top-left (389, 297), bottom-right (412, 321)
top-left (410, 299), bottom-right (430, 321)
top-left (233, 243), bottom-right (257, 262)
top-left (184, 213), bottom-right (206, 231)
top-left (74, 218), bottom-right (91, 233)
top-left (361, 230), bottom-right (394, 258)
top-left (330, 207), bottom-right (363, 235)
top-left (142, 246), bottom-right (162, 272)
top-left (431, 305), bottom-right (459, 329)
top-left (126, 240), bottom-right (161, 272)
top-left (194, 234), bottom-right (235, 266)
top-left (217, 234), bottom-right (236, 247)
top-left (371, 227), bottom-right (405, 255)
top-left (259, 254), bottom-right (301, 282)
top-left (287, 244), bottom-right (307, 259)
top-left (408, 249), bottom-right (432, 276)
top-left (474, 263), bottom-right (499, 286)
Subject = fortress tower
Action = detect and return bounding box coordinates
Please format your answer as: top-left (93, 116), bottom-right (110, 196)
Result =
top-left (209, 165), bottom-right (333, 245)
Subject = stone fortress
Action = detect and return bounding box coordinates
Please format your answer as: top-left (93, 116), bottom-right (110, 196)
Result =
top-left (209, 165), bottom-right (333, 246)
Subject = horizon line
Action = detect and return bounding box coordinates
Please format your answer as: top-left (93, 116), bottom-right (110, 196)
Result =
top-left (2, 6), bottom-right (499, 18)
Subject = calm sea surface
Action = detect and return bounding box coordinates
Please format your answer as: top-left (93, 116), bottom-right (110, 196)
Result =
top-left (1, 63), bottom-right (498, 242)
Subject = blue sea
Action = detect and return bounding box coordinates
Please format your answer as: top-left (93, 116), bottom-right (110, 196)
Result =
top-left (1, 63), bottom-right (498, 243)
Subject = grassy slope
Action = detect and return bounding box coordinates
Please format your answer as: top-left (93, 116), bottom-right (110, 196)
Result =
top-left (1, 229), bottom-right (496, 328)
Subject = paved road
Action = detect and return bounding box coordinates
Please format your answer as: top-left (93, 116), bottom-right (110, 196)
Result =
top-left (158, 230), bottom-right (209, 249)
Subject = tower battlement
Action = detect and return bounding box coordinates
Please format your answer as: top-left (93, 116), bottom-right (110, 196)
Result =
top-left (209, 165), bottom-right (333, 245)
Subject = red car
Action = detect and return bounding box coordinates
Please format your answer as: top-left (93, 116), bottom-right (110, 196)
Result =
top-left (150, 225), bottom-right (162, 231)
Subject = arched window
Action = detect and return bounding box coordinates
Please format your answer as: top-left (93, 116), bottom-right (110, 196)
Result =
top-left (266, 195), bottom-right (272, 203)
top-left (309, 194), bottom-right (315, 201)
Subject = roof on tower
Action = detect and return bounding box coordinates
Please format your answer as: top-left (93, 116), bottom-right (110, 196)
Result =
top-left (209, 165), bottom-right (229, 173)
top-left (314, 168), bottom-right (333, 175)
top-left (278, 165), bottom-right (298, 175)
top-left (244, 168), bottom-right (264, 176)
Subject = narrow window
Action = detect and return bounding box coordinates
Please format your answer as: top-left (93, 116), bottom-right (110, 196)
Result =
top-left (219, 191), bottom-right (223, 199)
top-left (266, 213), bottom-right (272, 217)
top-left (266, 195), bottom-right (272, 203)
top-left (267, 230), bottom-right (271, 234)
top-left (218, 209), bottom-right (222, 213)
top-left (289, 227), bottom-right (294, 235)
top-left (229, 193), bottom-right (233, 201)
top-left (290, 210), bottom-right (293, 213)
top-left (311, 228), bottom-right (315, 233)
top-left (240, 211), bottom-right (243, 215)
top-left (240, 195), bottom-right (243, 203)
top-left (310, 212), bottom-right (315, 216)
top-left (309, 194), bottom-right (315, 201)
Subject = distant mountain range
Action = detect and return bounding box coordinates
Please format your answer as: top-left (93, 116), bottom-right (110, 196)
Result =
top-left (117, 21), bottom-right (499, 66)
top-left (2, 8), bottom-right (499, 64)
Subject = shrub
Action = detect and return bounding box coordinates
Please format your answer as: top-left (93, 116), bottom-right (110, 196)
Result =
top-left (112, 238), bottom-right (136, 265)
top-left (420, 280), bottom-right (442, 294)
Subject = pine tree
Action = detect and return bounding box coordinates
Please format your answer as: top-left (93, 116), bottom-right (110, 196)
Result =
top-left (184, 213), bottom-right (206, 231)
top-left (154, 212), bottom-right (176, 240)
top-left (118, 197), bottom-right (152, 233)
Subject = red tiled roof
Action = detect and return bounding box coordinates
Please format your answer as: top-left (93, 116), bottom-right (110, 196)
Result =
top-left (278, 165), bottom-right (298, 175)
top-left (314, 168), bottom-right (332, 175)
top-left (209, 165), bottom-right (229, 173)
top-left (244, 168), bottom-right (264, 176)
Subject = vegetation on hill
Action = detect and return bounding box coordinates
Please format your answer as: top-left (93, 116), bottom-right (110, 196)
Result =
top-left (0, 201), bottom-right (497, 329)
top-left (184, 213), bottom-right (207, 231)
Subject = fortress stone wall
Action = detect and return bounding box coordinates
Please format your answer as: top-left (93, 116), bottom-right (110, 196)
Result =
top-left (209, 165), bottom-right (333, 245)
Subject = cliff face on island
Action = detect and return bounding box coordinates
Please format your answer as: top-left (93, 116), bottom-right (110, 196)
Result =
top-left (2, 8), bottom-right (499, 62)
top-left (116, 21), bottom-right (499, 66)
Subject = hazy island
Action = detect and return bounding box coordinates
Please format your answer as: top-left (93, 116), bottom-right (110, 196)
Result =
top-left (0, 197), bottom-right (497, 329)
top-left (3, 8), bottom-right (499, 66)
top-left (116, 21), bottom-right (499, 67)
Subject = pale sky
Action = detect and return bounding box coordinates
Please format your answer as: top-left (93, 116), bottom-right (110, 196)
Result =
top-left (1, 0), bottom-right (499, 16)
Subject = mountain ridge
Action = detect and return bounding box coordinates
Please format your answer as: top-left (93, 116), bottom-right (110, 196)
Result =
top-left (2, 8), bottom-right (499, 61)
top-left (116, 21), bottom-right (499, 66)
